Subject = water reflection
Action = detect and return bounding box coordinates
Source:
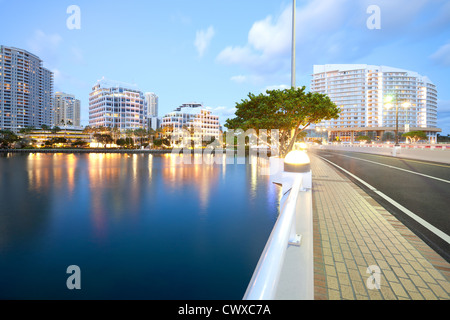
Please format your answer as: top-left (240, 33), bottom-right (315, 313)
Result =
top-left (0, 153), bottom-right (280, 299)
top-left (0, 154), bottom-right (52, 253)
top-left (161, 155), bottom-right (219, 213)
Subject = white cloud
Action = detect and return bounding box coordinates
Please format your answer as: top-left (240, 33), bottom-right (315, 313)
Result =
top-left (230, 75), bottom-right (247, 84)
top-left (430, 43), bottom-right (450, 67)
top-left (170, 11), bottom-right (192, 25)
top-left (216, 7), bottom-right (292, 74)
top-left (52, 68), bottom-right (89, 90)
top-left (71, 46), bottom-right (86, 65)
top-left (264, 84), bottom-right (290, 91)
top-left (209, 106), bottom-right (237, 123)
top-left (230, 74), bottom-right (266, 85)
top-left (216, 0), bottom-right (348, 72)
top-left (216, 0), bottom-right (447, 84)
top-left (194, 26), bottom-right (215, 58)
top-left (27, 30), bottom-right (62, 64)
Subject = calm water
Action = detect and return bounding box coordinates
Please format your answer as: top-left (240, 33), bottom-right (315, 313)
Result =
top-left (0, 153), bottom-right (280, 300)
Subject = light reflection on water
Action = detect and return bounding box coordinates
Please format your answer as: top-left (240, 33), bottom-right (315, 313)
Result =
top-left (0, 153), bottom-right (281, 300)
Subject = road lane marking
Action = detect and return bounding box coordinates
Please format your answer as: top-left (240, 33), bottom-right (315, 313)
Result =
top-left (318, 155), bottom-right (450, 245)
top-left (316, 148), bottom-right (450, 168)
top-left (335, 154), bottom-right (450, 184)
top-left (365, 154), bottom-right (450, 169)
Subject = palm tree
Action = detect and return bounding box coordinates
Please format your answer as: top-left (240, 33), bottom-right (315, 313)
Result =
top-left (0, 130), bottom-right (19, 148)
top-left (83, 125), bottom-right (95, 145)
top-left (18, 126), bottom-right (36, 148)
top-left (155, 127), bottom-right (164, 139)
top-left (111, 126), bottom-right (120, 146)
top-left (125, 129), bottom-right (136, 147)
top-left (19, 126), bottom-right (35, 137)
top-left (147, 128), bottom-right (156, 147)
top-left (51, 126), bottom-right (61, 135)
top-left (60, 120), bottom-right (68, 139)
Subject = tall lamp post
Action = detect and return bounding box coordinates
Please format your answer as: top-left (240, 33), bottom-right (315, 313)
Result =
top-left (385, 94), bottom-right (410, 147)
top-left (289, 0), bottom-right (297, 142)
top-left (385, 94), bottom-right (400, 146)
top-left (403, 102), bottom-right (411, 135)
top-left (291, 0), bottom-right (296, 89)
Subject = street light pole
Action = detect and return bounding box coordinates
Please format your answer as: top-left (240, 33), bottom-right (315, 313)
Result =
top-left (289, 0), bottom-right (297, 143)
top-left (385, 92), bottom-right (400, 146)
top-left (387, 92), bottom-right (411, 146)
top-left (395, 102), bottom-right (399, 146)
top-left (291, 0), bottom-right (296, 89)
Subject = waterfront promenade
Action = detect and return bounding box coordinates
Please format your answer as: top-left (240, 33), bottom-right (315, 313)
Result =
top-left (309, 154), bottom-right (449, 300)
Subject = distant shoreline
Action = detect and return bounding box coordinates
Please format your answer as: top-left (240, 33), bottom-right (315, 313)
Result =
top-left (0, 148), bottom-right (262, 155)
top-left (0, 148), bottom-right (244, 153)
top-left (0, 149), bottom-right (173, 154)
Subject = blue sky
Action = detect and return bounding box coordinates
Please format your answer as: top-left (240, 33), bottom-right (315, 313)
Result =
top-left (1, 0), bottom-right (450, 134)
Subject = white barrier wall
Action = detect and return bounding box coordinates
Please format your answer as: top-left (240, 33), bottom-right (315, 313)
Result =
top-left (317, 144), bottom-right (450, 164)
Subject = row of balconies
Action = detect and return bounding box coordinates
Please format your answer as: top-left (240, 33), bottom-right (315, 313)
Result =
top-left (89, 114), bottom-right (144, 120)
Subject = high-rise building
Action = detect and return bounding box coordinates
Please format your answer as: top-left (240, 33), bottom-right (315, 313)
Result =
top-left (54, 92), bottom-right (81, 127)
top-left (0, 45), bottom-right (54, 132)
top-left (89, 78), bottom-right (147, 131)
top-left (310, 64), bottom-right (440, 143)
top-left (145, 92), bottom-right (159, 131)
top-left (148, 117), bottom-right (160, 131)
top-left (161, 103), bottom-right (220, 141)
top-left (145, 92), bottom-right (158, 118)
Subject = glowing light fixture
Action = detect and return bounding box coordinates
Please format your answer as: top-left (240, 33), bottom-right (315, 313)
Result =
top-left (297, 142), bottom-right (308, 150)
top-left (384, 95), bottom-right (393, 103)
top-left (284, 150), bottom-right (310, 173)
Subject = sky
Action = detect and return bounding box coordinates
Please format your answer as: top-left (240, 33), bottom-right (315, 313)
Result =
top-left (1, 0), bottom-right (449, 134)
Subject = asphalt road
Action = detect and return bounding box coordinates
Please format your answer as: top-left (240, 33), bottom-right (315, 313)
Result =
top-left (311, 148), bottom-right (450, 262)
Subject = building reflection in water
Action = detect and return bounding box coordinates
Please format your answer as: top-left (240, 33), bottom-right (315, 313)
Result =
top-left (26, 153), bottom-right (78, 198)
top-left (2, 153), bottom-right (279, 247)
top-left (0, 152), bottom-right (281, 299)
top-left (0, 153), bottom-right (53, 253)
top-left (161, 154), bottom-right (221, 213)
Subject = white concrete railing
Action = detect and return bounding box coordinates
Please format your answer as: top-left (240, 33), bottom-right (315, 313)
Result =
top-left (243, 156), bottom-right (313, 300)
top-left (322, 143), bottom-right (450, 150)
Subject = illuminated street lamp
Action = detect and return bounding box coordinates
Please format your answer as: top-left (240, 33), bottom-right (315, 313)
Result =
top-left (384, 94), bottom-right (410, 147)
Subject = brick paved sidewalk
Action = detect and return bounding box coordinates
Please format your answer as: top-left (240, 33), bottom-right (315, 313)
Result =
top-left (310, 154), bottom-right (450, 300)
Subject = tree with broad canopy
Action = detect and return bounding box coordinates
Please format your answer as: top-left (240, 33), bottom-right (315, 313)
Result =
top-left (225, 87), bottom-right (340, 157)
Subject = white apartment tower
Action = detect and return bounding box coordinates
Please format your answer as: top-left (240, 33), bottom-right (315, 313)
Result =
top-left (161, 103), bottom-right (220, 141)
top-left (54, 92), bottom-right (81, 127)
top-left (145, 92), bottom-right (158, 118)
top-left (311, 64), bottom-right (440, 143)
top-left (0, 45), bottom-right (54, 132)
top-left (89, 78), bottom-right (147, 131)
